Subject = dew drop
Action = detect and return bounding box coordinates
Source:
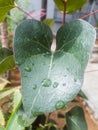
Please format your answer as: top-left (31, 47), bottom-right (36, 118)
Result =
top-left (42, 78), bottom-right (52, 87)
top-left (63, 83), bottom-right (66, 86)
top-left (53, 82), bottom-right (59, 88)
top-left (32, 84), bottom-right (37, 90)
top-left (24, 67), bottom-right (31, 72)
top-left (55, 100), bottom-right (65, 110)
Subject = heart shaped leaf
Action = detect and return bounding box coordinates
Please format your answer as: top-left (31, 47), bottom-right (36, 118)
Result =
top-left (54, 0), bottom-right (86, 13)
top-left (0, 0), bottom-right (15, 22)
top-left (14, 19), bottom-right (96, 121)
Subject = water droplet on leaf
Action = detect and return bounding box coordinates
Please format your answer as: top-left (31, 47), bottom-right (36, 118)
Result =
top-left (53, 82), bottom-right (59, 88)
top-left (32, 84), bottom-right (37, 89)
top-left (42, 78), bottom-right (52, 87)
top-left (55, 100), bottom-right (65, 110)
top-left (24, 67), bottom-right (31, 72)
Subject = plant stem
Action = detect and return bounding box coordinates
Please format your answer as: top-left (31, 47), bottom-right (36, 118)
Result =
top-left (81, 10), bottom-right (98, 19)
top-left (14, 3), bottom-right (34, 19)
top-left (0, 18), bottom-right (9, 48)
top-left (62, 0), bottom-right (67, 25)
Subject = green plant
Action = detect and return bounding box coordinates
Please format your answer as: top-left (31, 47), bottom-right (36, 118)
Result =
top-left (0, 0), bottom-right (97, 130)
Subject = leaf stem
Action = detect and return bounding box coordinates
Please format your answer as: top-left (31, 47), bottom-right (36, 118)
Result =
top-left (80, 10), bottom-right (98, 19)
top-left (14, 3), bottom-right (34, 19)
top-left (62, 0), bottom-right (67, 25)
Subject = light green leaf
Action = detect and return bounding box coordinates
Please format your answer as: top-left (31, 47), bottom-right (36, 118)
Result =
top-left (0, 78), bottom-right (10, 91)
top-left (0, 110), bottom-right (5, 128)
top-left (0, 0), bottom-right (15, 22)
top-left (0, 55), bottom-right (15, 74)
top-left (0, 126), bottom-right (4, 130)
top-left (14, 19), bottom-right (96, 121)
top-left (54, 0), bottom-right (86, 13)
top-left (65, 106), bottom-right (88, 130)
top-left (6, 90), bottom-right (25, 130)
top-left (43, 19), bottom-right (54, 28)
top-left (0, 87), bottom-right (17, 100)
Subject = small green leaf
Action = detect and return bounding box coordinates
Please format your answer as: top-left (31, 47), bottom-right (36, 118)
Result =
top-left (0, 110), bottom-right (5, 128)
top-left (78, 90), bottom-right (88, 100)
top-left (0, 48), bottom-right (13, 62)
top-left (66, 106), bottom-right (88, 130)
top-left (0, 0), bottom-right (15, 22)
top-left (6, 90), bottom-right (25, 130)
top-left (54, 0), bottom-right (86, 13)
top-left (0, 55), bottom-right (15, 74)
top-left (14, 19), bottom-right (96, 120)
top-left (0, 78), bottom-right (10, 91)
top-left (43, 19), bottom-right (54, 28)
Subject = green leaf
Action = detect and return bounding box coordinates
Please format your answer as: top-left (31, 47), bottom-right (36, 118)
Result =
top-left (43, 19), bottom-right (54, 28)
top-left (17, 104), bottom-right (36, 127)
top-left (0, 78), bottom-right (10, 91)
top-left (0, 55), bottom-right (15, 74)
top-left (6, 90), bottom-right (25, 130)
top-left (65, 106), bottom-right (88, 130)
top-left (0, 87), bottom-right (17, 100)
top-left (0, 0), bottom-right (15, 22)
top-left (0, 110), bottom-right (5, 128)
top-left (14, 19), bottom-right (96, 120)
top-left (0, 48), bottom-right (15, 74)
top-left (0, 48), bottom-right (13, 62)
top-left (0, 126), bottom-right (4, 130)
top-left (78, 90), bottom-right (88, 100)
top-left (54, 0), bottom-right (86, 13)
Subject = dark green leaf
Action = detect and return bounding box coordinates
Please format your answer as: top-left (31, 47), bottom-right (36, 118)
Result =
top-left (43, 19), bottom-right (54, 28)
top-left (66, 106), bottom-right (88, 130)
top-left (0, 0), bottom-right (15, 22)
top-left (63, 126), bottom-right (68, 130)
top-left (78, 90), bottom-right (88, 99)
top-left (14, 19), bottom-right (96, 120)
top-left (0, 55), bottom-right (15, 74)
top-left (0, 48), bottom-right (13, 62)
top-left (54, 0), bottom-right (86, 13)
